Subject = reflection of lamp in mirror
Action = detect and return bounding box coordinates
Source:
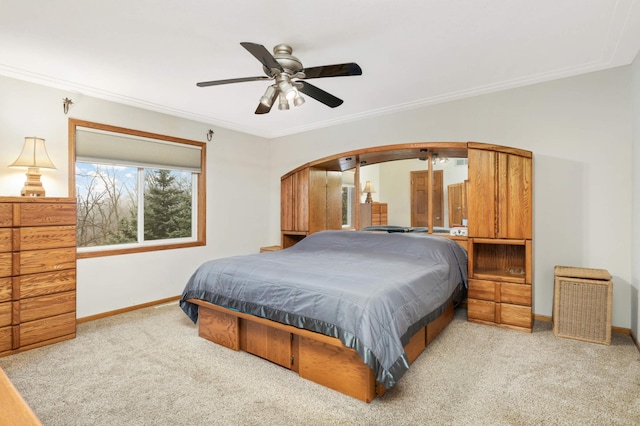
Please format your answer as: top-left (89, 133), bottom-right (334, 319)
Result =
top-left (362, 181), bottom-right (376, 203)
top-left (9, 137), bottom-right (56, 197)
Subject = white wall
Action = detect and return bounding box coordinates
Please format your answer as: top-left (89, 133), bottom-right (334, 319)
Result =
top-left (631, 52), bottom-right (640, 340)
top-left (270, 66), bottom-right (634, 328)
top-left (0, 75), bottom-right (272, 318)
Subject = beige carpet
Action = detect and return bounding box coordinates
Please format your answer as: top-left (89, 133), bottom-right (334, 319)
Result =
top-left (1, 303), bottom-right (638, 425)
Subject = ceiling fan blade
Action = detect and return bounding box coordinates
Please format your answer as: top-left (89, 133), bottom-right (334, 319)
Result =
top-left (255, 88), bottom-right (279, 114)
top-left (302, 63), bottom-right (362, 79)
top-left (196, 76), bottom-right (270, 87)
top-left (240, 42), bottom-right (283, 73)
top-left (297, 81), bottom-right (343, 108)
top-left (255, 103), bottom-right (272, 114)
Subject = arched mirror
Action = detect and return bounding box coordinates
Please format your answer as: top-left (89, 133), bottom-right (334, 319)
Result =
top-left (357, 157), bottom-right (468, 231)
top-left (281, 143), bottom-right (470, 247)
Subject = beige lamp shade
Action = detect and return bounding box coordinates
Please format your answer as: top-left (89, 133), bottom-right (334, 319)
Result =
top-left (10, 137), bottom-right (56, 197)
top-left (362, 181), bottom-right (376, 194)
top-left (10, 137), bottom-right (56, 169)
top-left (362, 181), bottom-right (376, 203)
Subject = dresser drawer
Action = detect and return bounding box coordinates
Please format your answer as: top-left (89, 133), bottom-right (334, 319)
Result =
top-left (0, 277), bottom-right (11, 302)
top-left (0, 204), bottom-right (11, 227)
top-left (0, 301), bottom-right (11, 327)
top-left (468, 298), bottom-right (495, 322)
top-left (0, 326), bottom-right (11, 352)
top-left (500, 304), bottom-right (532, 329)
top-left (19, 312), bottom-right (76, 347)
top-left (372, 203), bottom-right (387, 214)
top-left (0, 229), bottom-right (11, 252)
top-left (20, 291), bottom-right (76, 323)
top-left (14, 270), bottom-right (75, 299)
top-left (468, 279), bottom-right (495, 301)
top-left (0, 253), bottom-right (11, 278)
top-left (372, 213), bottom-right (388, 225)
top-left (500, 283), bottom-right (531, 306)
top-left (14, 203), bottom-right (76, 227)
top-left (13, 226), bottom-right (76, 251)
top-left (468, 279), bottom-right (531, 307)
top-left (13, 247), bottom-right (76, 276)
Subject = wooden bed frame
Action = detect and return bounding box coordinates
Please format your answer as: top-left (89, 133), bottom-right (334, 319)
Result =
top-left (187, 298), bottom-right (455, 403)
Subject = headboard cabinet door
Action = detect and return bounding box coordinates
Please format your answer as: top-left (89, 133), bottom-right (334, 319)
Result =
top-left (467, 149), bottom-right (497, 238)
top-left (467, 148), bottom-right (532, 240)
top-left (281, 167), bottom-right (342, 247)
top-left (497, 153), bottom-right (532, 240)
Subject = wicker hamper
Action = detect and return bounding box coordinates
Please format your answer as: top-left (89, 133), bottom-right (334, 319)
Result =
top-left (553, 266), bottom-right (613, 345)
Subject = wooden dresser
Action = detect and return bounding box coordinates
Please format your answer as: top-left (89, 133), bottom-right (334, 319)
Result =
top-left (0, 197), bottom-right (77, 356)
top-left (359, 202), bottom-right (388, 228)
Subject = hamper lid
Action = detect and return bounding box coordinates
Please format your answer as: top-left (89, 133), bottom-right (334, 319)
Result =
top-left (554, 265), bottom-right (612, 281)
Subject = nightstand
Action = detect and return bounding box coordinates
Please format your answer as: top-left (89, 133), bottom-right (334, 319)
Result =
top-left (259, 245), bottom-right (282, 253)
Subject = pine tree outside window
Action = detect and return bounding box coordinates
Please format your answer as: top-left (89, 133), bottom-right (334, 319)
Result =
top-left (143, 169), bottom-right (193, 241)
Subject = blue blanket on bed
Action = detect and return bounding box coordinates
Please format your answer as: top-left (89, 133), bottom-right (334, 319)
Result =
top-left (180, 230), bottom-right (467, 388)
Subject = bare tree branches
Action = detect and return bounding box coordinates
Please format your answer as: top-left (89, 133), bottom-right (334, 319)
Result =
top-left (76, 164), bottom-right (193, 247)
top-left (76, 164), bottom-right (137, 247)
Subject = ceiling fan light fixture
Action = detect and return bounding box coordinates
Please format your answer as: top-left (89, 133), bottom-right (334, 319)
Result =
top-left (285, 89), bottom-right (297, 101)
top-left (293, 92), bottom-right (305, 107)
top-left (278, 79), bottom-right (297, 101)
top-left (278, 93), bottom-right (290, 110)
top-left (259, 85), bottom-right (276, 107)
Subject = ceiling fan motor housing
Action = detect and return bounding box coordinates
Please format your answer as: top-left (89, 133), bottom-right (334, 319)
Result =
top-left (263, 44), bottom-right (303, 76)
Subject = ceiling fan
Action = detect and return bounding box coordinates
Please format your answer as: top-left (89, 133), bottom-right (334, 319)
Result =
top-left (196, 42), bottom-right (362, 114)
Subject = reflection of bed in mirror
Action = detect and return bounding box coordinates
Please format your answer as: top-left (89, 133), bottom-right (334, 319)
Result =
top-left (362, 225), bottom-right (446, 233)
top-left (361, 225), bottom-right (469, 252)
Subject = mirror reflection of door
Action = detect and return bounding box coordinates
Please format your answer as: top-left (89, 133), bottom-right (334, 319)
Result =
top-left (410, 170), bottom-right (443, 227)
top-left (448, 180), bottom-right (468, 227)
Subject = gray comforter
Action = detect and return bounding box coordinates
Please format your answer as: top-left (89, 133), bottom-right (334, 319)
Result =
top-left (180, 230), bottom-right (467, 388)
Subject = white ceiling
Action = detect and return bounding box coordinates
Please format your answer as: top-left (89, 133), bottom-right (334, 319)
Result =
top-left (2, 1), bottom-right (640, 139)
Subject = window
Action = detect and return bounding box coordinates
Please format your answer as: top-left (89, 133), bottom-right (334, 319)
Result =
top-left (70, 119), bottom-right (206, 258)
top-left (342, 186), bottom-right (354, 227)
top-left (341, 171), bottom-right (356, 228)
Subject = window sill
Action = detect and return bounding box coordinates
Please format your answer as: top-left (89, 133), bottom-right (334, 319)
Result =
top-left (77, 240), bottom-right (205, 259)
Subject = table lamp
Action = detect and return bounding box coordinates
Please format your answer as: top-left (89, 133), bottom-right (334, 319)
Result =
top-left (362, 181), bottom-right (376, 203)
top-left (9, 137), bottom-right (56, 197)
